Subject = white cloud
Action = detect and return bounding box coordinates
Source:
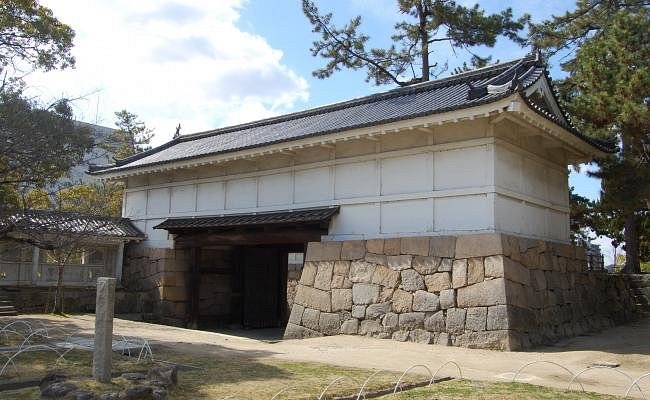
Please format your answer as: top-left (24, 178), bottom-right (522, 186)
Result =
top-left (23, 0), bottom-right (309, 146)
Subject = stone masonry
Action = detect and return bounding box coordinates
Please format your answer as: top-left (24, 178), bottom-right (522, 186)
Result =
top-left (284, 234), bottom-right (637, 350)
top-left (122, 245), bottom-right (192, 326)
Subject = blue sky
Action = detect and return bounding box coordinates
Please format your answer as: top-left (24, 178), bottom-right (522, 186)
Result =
top-left (26, 0), bottom-right (608, 256)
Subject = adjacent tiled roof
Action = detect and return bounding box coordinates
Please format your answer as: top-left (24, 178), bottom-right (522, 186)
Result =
top-left (2, 210), bottom-right (145, 239)
top-left (154, 206), bottom-right (340, 231)
top-left (91, 54), bottom-right (611, 176)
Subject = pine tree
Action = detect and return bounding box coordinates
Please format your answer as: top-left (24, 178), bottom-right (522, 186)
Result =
top-left (101, 110), bottom-right (154, 160)
top-left (533, 3), bottom-right (649, 273)
top-left (302, 0), bottom-right (529, 86)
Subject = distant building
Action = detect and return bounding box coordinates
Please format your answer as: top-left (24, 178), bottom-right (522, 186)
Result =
top-left (61, 121), bottom-right (115, 185)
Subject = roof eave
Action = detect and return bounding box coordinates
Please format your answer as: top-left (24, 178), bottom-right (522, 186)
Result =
top-left (90, 97), bottom-right (522, 180)
top-left (508, 93), bottom-right (610, 161)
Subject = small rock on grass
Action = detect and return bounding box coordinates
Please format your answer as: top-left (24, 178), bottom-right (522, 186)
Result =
top-left (41, 381), bottom-right (78, 398)
top-left (121, 372), bottom-right (147, 381)
top-left (40, 372), bottom-right (69, 390)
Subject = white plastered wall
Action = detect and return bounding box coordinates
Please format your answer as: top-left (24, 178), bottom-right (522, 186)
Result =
top-left (121, 117), bottom-right (570, 248)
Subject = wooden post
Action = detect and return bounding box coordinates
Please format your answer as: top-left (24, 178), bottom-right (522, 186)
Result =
top-left (93, 277), bottom-right (116, 383)
top-left (31, 247), bottom-right (40, 284)
top-left (188, 247), bottom-right (200, 329)
top-left (114, 242), bottom-right (124, 285)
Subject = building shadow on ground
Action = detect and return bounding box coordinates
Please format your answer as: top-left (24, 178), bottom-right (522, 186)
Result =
top-left (534, 316), bottom-right (650, 356)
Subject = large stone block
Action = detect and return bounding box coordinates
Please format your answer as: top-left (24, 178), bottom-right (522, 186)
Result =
top-left (485, 255), bottom-right (531, 285)
top-left (409, 329), bottom-right (432, 344)
top-left (486, 305), bottom-right (508, 330)
top-left (429, 236), bottom-right (456, 258)
top-left (352, 283), bottom-right (380, 305)
top-left (341, 241), bottom-right (366, 260)
top-left (295, 285), bottom-right (332, 312)
top-left (366, 239), bottom-right (384, 255)
top-left (412, 290), bottom-right (440, 312)
top-left (340, 319), bottom-right (359, 335)
top-left (439, 289), bottom-right (455, 309)
top-left (305, 241), bottom-right (342, 262)
top-left (438, 258), bottom-right (453, 272)
top-left (392, 330), bottom-right (409, 342)
top-left (401, 237), bottom-right (430, 256)
top-left (350, 261), bottom-right (376, 283)
top-left (388, 255), bottom-right (413, 271)
top-left (413, 256), bottom-right (441, 275)
top-left (359, 319), bottom-right (382, 335)
top-left (392, 289), bottom-right (413, 313)
top-left (284, 323), bottom-right (323, 339)
top-left (455, 234), bottom-right (504, 258)
top-left (445, 308), bottom-right (466, 334)
top-left (384, 238), bottom-right (401, 255)
top-left (333, 261), bottom-right (351, 276)
top-left (380, 287), bottom-right (394, 302)
top-left (371, 265), bottom-right (400, 288)
top-left (436, 332), bottom-right (451, 346)
top-left (365, 253), bottom-right (387, 265)
top-left (366, 302), bottom-right (391, 318)
top-left (331, 289), bottom-right (352, 312)
top-left (400, 269), bottom-right (425, 291)
top-left (301, 308), bottom-right (321, 331)
top-left (398, 312), bottom-right (425, 329)
top-left (299, 262), bottom-right (317, 286)
top-left (288, 304), bottom-right (304, 325)
top-left (465, 307), bottom-right (487, 331)
top-left (314, 262), bottom-right (334, 290)
top-left (424, 272), bottom-right (451, 292)
top-left (382, 312), bottom-right (399, 329)
top-left (352, 305), bottom-right (366, 318)
top-left (467, 258), bottom-right (485, 285)
top-left (504, 280), bottom-right (528, 309)
top-left (319, 312), bottom-right (342, 335)
top-left (424, 310), bottom-right (445, 332)
top-left (531, 269), bottom-right (547, 291)
top-left (452, 259), bottom-right (468, 288)
top-left (456, 278), bottom-right (507, 308)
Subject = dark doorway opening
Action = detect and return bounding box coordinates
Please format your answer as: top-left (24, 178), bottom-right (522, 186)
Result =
top-left (154, 206), bottom-right (339, 333)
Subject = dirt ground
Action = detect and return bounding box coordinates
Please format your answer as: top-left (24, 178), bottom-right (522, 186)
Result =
top-left (10, 314), bottom-right (650, 398)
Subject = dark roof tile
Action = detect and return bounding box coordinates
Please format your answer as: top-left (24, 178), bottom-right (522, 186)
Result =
top-left (154, 206), bottom-right (340, 231)
top-left (91, 55), bottom-right (611, 176)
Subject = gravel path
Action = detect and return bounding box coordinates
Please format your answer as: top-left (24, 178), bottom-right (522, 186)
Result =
top-left (11, 314), bottom-right (650, 398)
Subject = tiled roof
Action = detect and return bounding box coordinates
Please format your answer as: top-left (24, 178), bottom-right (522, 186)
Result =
top-left (154, 206), bottom-right (340, 231)
top-left (2, 210), bottom-right (145, 239)
top-left (91, 54), bottom-right (612, 176)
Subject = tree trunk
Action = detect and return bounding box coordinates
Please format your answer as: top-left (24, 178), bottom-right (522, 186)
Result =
top-left (52, 265), bottom-right (65, 314)
top-left (417, 3), bottom-right (429, 82)
top-left (622, 212), bottom-right (640, 274)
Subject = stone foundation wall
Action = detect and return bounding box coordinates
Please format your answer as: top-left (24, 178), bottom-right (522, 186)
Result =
top-left (0, 285), bottom-right (146, 315)
top-left (122, 244), bottom-right (192, 326)
top-left (284, 234), bottom-right (637, 350)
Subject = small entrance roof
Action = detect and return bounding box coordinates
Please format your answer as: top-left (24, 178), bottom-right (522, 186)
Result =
top-left (154, 206), bottom-right (340, 232)
top-left (1, 210), bottom-right (145, 241)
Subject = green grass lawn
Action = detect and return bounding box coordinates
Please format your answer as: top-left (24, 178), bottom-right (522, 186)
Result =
top-left (0, 345), bottom-right (621, 400)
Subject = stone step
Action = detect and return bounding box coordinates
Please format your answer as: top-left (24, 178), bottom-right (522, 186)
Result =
top-left (0, 310), bottom-right (17, 316)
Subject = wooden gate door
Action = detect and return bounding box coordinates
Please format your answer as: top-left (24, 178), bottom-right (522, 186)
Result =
top-left (242, 248), bottom-right (281, 328)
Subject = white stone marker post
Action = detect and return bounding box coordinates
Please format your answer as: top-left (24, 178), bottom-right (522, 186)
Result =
top-left (93, 277), bottom-right (116, 383)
